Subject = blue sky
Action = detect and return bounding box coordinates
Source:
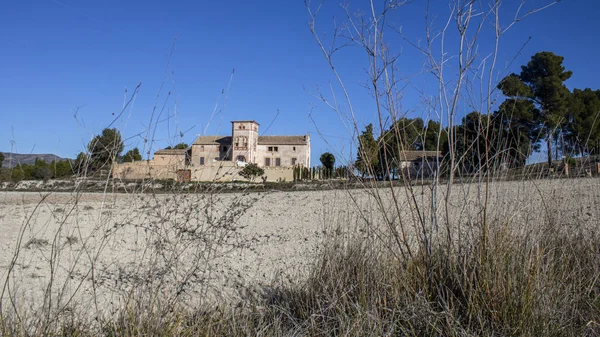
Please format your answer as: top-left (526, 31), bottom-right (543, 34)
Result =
top-left (1, 0), bottom-right (599, 166)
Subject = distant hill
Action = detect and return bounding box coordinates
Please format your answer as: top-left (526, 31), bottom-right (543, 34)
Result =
top-left (1, 152), bottom-right (70, 169)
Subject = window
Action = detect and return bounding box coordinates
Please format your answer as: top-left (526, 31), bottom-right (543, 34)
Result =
top-left (235, 136), bottom-right (247, 147)
top-left (268, 146), bottom-right (279, 152)
top-left (275, 158), bottom-right (281, 167)
top-left (293, 146), bottom-right (296, 151)
top-left (268, 146), bottom-right (273, 152)
top-left (222, 146), bottom-right (229, 152)
top-left (274, 146), bottom-right (278, 152)
top-left (200, 145), bottom-right (204, 151)
top-left (265, 158), bottom-right (271, 167)
top-left (199, 157), bottom-right (205, 165)
top-left (291, 157), bottom-right (297, 166)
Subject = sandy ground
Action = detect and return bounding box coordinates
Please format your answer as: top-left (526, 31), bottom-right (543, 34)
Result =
top-left (0, 178), bottom-right (599, 320)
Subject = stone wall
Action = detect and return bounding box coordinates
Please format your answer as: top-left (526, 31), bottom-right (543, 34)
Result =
top-left (190, 163), bottom-right (294, 182)
top-left (114, 160), bottom-right (295, 183)
top-left (112, 161), bottom-right (179, 181)
top-left (261, 166), bottom-right (295, 182)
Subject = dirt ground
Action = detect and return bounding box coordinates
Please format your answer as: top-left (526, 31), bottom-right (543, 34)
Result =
top-left (0, 177), bottom-right (598, 319)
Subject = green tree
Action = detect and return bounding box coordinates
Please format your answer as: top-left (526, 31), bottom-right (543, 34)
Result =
top-left (10, 166), bottom-right (25, 181)
top-left (566, 88), bottom-right (600, 156)
top-left (239, 163), bottom-right (264, 182)
top-left (493, 98), bottom-right (541, 168)
top-left (388, 118), bottom-right (424, 151)
top-left (73, 152), bottom-right (89, 176)
top-left (165, 143), bottom-right (189, 150)
top-left (449, 108), bottom-right (536, 172)
top-left (319, 152), bottom-right (335, 178)
top-left (498, 51), bottom-right (572, 167)
top-left (16, 164), bottom-right (31, 180)
top-left (380, 118), bottom-right (422, 176)
top-left (378, 118), bottom-right (443, 179)
top-left (123, 147), bottom-right (142, 162)
top-left (4, 158), bottom-right (72, 181)
top-left (355, 124), bottom-right (379, 177)
top-left (453, 111), bottom-right (503, 172)
top-left (31, 158), bottom-right (51, 181)
top-left (424, 120), bottom-right (445, 152)
top-left (0, 152), bottom-right (4, 168)
top-left (52, 160), bottom-right (73, 178)
top-left (88, 128), bottom-right (124, 171)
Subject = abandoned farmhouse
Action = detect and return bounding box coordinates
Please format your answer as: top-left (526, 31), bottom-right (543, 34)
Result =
top-left (113, 120), bottom-right (311, 182)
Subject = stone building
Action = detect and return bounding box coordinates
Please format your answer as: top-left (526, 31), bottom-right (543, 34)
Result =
top-left (113, 120), bottom-right (310, 182)
top-left (191, 121), bottom-right (310, 169)
top-left (396, 150), bottom-right (441, 178)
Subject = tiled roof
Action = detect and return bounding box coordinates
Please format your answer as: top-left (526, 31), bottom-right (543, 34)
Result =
top-left (397, 151), bottom-right (442, 161)
top-left (231, 120), bottom-right (259, 125)
top-left (192, 136), bottom-right (232, 145)
top-left (258, 135), bottom-right (308, 145)
top-left (192, 135), bottom-right (309, 145)
top-left (154, 149), bottom-right (188, 155)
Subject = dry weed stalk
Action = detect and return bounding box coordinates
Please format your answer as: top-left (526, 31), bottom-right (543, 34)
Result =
top-left (0, 59), bottom-right (262, 336)
top-left (305, 0), bottom-right (563, 263)
top-left (294, 0), bottom-right (600, 334)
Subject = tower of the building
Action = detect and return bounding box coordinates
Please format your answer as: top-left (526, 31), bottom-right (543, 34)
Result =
top-left (231, 120), bottom-right (259, 164)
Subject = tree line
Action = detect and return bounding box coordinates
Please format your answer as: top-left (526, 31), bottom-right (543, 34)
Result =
top-left (1, 128), bottom-right (186, 181)
top-left (1, 157), bottom-right (73, 181)
top-left (355, 51), bottom-right (600, 178)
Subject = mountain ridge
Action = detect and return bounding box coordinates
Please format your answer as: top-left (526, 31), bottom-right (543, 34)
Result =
top-left (1, 152), bottom-right (70, 169)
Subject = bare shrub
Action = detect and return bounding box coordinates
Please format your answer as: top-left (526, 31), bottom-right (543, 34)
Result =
top-left (24, 238), bottom-right (49, 249)
top-left (64, 236), bottom-right (79, 246)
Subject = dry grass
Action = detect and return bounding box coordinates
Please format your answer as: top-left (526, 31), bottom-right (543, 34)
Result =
top-left (243, 224), bottom-right (600, 336)
top-left (1, 178), bottom-right (599, 336)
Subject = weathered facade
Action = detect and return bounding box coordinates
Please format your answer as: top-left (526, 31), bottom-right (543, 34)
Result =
top-left (190, 121), bottom-right (310, 169)
top-left (113, 120), bottom-right (310, 182)
top-left (397, 151), bottom-right (442, 178)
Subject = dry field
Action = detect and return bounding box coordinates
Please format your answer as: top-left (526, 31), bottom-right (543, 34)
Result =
top-left (0, 177), bottom-right (598, 324)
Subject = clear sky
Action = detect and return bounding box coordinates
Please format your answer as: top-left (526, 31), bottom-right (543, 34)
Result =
top-left (1, 0), bottom-right (599, 166)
